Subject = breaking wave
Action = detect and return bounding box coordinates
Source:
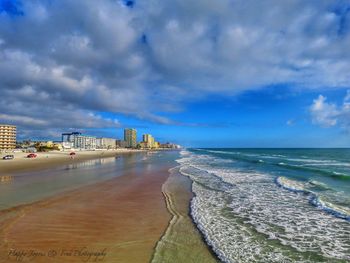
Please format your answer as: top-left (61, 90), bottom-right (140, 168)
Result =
top-left (178, 149), bottom-right (350, 262)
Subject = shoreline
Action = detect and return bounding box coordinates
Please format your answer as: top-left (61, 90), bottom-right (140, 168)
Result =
top-left (152, 166), bottom-right (218, 263)
top-left (0, 150), bottom-right (218, 262)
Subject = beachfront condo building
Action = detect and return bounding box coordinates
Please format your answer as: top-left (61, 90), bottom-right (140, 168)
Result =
top-left (0, 124), bottom-right (16, 150)
top-left (142, 134), bottom-right (155, 148)
top-left (73, 135), bottom-right (96, 150)
top-left (124, 128), bottom-right (137, 148)
top-left (96, 138), bottom-right (116, 149)
top-left (62, 132), bottom-right (96, 150)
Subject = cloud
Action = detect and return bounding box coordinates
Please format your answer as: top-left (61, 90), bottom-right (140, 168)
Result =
top-left (310, 91), bottom-right (350, 130)
top-left (0, 0), bottom-right (350, 137)
top-left (0, 113), bottom-right (48, 126)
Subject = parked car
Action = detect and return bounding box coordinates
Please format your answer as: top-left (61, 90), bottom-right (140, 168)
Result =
top-left (69, 152), bottom-right (76, 156)
top-left (2, 155), bottom-right (14, 160)
top-left (27, 153), bottom-right (37, 158)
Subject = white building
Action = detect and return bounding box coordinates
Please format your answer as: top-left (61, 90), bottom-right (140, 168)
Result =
top-left (73, 135), bottom-right (96, 150)
top-left (96, 138), bottom-right (116, 149)
top-left (62, 132), bottom-right (96, 150)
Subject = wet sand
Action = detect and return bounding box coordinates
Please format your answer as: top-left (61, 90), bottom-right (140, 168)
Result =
top-left (0, 149), bottom-right (143, 174)
top-left (152, 168), bottom-right (219, 263)
top-left (0, 161), bottom-right (171, 262)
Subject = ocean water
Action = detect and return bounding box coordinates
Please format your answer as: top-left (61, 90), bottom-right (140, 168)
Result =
top-left (177, 148), bottom-right (350, 263)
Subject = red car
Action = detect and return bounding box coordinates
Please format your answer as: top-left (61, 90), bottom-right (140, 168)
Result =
top-left (69, 152), bottom-right (76, 156)
top-left (27, 153), bottom-right (37, 158)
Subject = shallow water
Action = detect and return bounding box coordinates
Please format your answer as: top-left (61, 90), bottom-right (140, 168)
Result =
top-left (178, 148), bottom-right (350, 263)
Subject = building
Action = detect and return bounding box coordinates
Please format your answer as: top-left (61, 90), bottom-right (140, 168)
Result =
top-left (142, 134), bottom-right (155, 149)
top-left (62, 132), bottom-right (81, 149)
top-left (160, 142), bottom-right (181, 149)
top-left (124, 128), bottom-right (137, 148)
top-left (62, 132), bottom-right (81, 143)
top-left (0, 124), bottom-right (16, 150)
top-left (61, 132), bottom-right (96, 150)
top-left (153, 141), bottom-right (160, 149)
top-left (96, 138), bottom-right (116, 149)
top-left (73, 135), bottom-right (96, 150)
top-left (116, 140), bottom-right (127, 148)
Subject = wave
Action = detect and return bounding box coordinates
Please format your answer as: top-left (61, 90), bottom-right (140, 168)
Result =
top-left (275, 176), bottom-right (308, 193)
top-left (310, 196), bottom-right (350, 221)
top-left (308, 180), bottom-right (331, 191)
top-left (284, 158), bottom-right (340, 164)
top-left (179, 151), bottom-right (350, 261)
top-left (198, 150), bottom-right (350, 181)
top-left (210, 155), bottom-right (349, 181)
top-left (277, 162), bottom-right (350, 180)
top-left (276, 176), bottom-right (350, 221)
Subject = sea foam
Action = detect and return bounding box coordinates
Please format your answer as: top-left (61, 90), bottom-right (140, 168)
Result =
top-left (178, 150), bottom-right (350, 262)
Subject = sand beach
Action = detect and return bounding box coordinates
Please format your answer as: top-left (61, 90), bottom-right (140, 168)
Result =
top-left (0, 150), bottom-right (214, 263)
top-left (0, 149), bottom-right (142, 174)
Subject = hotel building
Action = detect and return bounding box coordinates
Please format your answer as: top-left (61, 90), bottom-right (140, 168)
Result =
top-left (96, 138), bottom-right (116, 149)
top-left (62, 132), bottom-right (96, 150)
top-left (142, 134), bottom-right (155, 149)
top-left (0, 124), bottom-right (16, 150)
top-left (124, 128), bottom-right (137, 148)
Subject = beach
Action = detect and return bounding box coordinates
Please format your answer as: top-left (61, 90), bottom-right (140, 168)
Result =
top-left (152, 167), bottom-right (218, 263)
top-left (0, 149), bottom-right (143, 174)
top-left (0, 150), bottom-right (215, 262)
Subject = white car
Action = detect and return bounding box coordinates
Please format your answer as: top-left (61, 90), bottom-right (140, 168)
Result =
top-left (2, 155), bottom-right (14, 160)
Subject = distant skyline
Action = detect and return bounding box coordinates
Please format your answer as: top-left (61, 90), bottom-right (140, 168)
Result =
top-left (0, 0), bottom-right (349, 147)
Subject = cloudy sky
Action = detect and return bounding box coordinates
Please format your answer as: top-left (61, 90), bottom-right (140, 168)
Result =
top-left (0, 0), bottom-right (349, 147)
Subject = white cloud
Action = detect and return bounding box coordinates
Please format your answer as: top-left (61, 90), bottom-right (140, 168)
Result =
top-left (0, 0), bottom-right (350, 134)
top-left (310, 95), bottom-right (339, 127)
top-left (310, 92), bottom-right (350, 130)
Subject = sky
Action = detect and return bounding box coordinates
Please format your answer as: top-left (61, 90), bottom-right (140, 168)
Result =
top-left (0, 0), bottom-right (349, 147)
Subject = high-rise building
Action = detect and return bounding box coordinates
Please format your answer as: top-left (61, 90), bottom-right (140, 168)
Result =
top-left (0, 124), bottom-right (16, 150)
top-left (124, 128), bottom-right (137, 148)
top-left (142, 134), bottom-right (154, 148)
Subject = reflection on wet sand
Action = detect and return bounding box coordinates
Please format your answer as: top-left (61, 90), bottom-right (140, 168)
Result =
top-left (0, 154), bottom-right (146, 211)
top-left (0, 151), bottom-right (176, 263)
top-left (65, 157), bottom-right (117, 170)
top-left (0, 175), bottom-right (13, 184)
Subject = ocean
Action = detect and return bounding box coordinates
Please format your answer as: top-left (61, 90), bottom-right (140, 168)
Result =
top-left (177, 148), bottom-right (350, 262)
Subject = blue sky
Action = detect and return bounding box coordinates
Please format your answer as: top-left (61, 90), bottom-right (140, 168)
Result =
top-left (0, 0), bottom-right (349, 147)
top-left (98, 87), bottom-right (349, 147)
